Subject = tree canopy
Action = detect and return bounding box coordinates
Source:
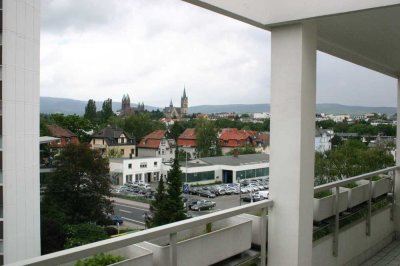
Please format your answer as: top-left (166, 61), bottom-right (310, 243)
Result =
top-left (195, 118), bottom-right (221, 157)
top-left (315, 140), bottom-right (394, 185)
top-left (42, 143), bottom-right (113, 224)
top-left (84, 99), bottom-right (97, 124)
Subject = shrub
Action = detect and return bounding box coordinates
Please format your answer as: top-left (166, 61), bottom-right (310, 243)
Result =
top-left (344, 182), bottom-right (358, 189)
top-left (371, 176), bottom-right (382, 181)
top-left (314, 190), bottom-right (333, 199)
top-left (75, 253), bottom-right (124, 266)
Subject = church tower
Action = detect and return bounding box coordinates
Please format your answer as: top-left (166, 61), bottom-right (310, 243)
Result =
top-left (181, 87), bottom-right (188, 115)
top-left (121, 94), bottom-right (131, 114)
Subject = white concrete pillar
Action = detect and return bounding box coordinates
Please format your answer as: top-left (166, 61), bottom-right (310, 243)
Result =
top-left (394, 79), bottom-right (400, 234)
top-left (268, 22), bottom-right (317, 266)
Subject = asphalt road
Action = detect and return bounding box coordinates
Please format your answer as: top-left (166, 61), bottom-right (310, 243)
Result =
top-left (112, 193), bottom-right (255, 227)
top-left (113, 202), bottom-right (148, 226)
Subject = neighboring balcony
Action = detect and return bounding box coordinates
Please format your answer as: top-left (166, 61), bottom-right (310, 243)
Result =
top-left (8, 167), bottom-right (398, 266)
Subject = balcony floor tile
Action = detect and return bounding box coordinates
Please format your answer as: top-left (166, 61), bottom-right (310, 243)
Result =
top-left (361, 241), bottom-right (400, 266)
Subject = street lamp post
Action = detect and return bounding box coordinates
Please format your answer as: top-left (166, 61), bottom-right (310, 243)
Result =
top-left (185, 151), bottom-right (189, 211)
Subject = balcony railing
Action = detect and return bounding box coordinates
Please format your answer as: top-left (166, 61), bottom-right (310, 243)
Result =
top-left (7, 166), bottom-right (398, 266)
top-left (9, 200), bottom-right (273, 266)
top-left (314, 166), bottom-right (398, 257)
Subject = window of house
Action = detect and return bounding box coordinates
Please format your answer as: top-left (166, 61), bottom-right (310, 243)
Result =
top-left (161, 139), bottom-right (166, 145)
top-left (120, 137), bottom-right (125, 144)
top-left (154, 161), bottom-right (157, 167)
top-left (170, 149), bottom-right (173, 154)
top-left (158, 150), bottom-right (161, 155)
top-left (135, 173), bottom-right (142, 181)
top-left (126, 174), bottom-right (133, 183)
top-left (128, 163), bottom-right (132, 169)
top-left (140, 162), bottom-right (147, 168)
top-left (120, 149), bottom-right (124, 155)
top-left (131, 149), bottom-right (135, 155)
top-left (162, 150), bottom-right (165, 155)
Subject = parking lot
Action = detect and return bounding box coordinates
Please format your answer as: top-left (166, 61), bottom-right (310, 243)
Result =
top-left (111, 178), bottom-right (269, 225)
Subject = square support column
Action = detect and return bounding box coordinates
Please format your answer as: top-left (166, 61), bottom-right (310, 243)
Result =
top-left (395, 79), bottom-right (400, 234)
top-left (268, 22), bottom-right (317, 266)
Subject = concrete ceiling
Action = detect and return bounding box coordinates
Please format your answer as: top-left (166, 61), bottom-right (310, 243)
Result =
top-left (183, 0), bottom-right (400, 78)
top-left (318, 6), bottom-right (400, 78)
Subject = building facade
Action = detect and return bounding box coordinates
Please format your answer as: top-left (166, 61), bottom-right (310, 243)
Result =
top-left (2, 0), bottom-right (41, 263)
top-left (90, 126), bottom-right (136, 158)
top-left (109, 157), bottom-right (162, 185)
top-left (137, 130), bottom-right (176, 162)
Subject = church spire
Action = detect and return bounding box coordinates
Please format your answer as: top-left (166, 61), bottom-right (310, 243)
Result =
top-left (170, 99), bottom-right (173, 107)
top-left (183, 85), bottom-right (187, 98)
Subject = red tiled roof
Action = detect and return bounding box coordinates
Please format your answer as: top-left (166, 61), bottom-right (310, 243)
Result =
top-left (47, 124), bottom-right (77, 138)
top-left (179, 128), bottom-right (196, 139)
top-left (137, 130), bottom-right (166, 149)
top-left (138, 138), bottom-right (161, 149)
top-left (219, 128), bottom-right (254, 148)
top-left (177, 139), bottom-right (197, 147)
top-left (143, 130), bottom-right (167, 139)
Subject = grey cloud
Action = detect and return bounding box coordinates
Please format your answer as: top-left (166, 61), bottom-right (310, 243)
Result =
top-left (41, 0), bottom-right (119, 32)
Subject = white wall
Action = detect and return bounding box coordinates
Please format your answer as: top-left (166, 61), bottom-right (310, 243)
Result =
top-left (2, 0), bottom-right (41, 263)
top-left (110, 157), bottom-right (162, 184)
top-left (313, 208), bottom-right (394, 265)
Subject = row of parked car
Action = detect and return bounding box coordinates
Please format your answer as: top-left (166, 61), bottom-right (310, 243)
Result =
top-left (188, 178), bottom-right (269, 198)
top-left (111, 182), bottom-right (155, 199)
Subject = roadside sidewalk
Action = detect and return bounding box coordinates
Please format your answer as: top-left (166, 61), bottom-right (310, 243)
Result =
top-left (111, 197), bottom-right (150, 209)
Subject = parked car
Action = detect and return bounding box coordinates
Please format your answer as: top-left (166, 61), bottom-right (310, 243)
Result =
top-left (191, 200), bottom-right (216, 211)
top-left (198, 190), bottom-right (216, 198)
top-left (111, 215), bottom-right (123, 225)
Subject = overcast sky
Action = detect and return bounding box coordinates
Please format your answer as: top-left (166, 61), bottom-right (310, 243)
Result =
top-left (40, 0), bottom-right (397, 107)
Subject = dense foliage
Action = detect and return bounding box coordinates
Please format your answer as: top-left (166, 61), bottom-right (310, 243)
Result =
top-left (315, 140), bottom-right (394, 185)
top-left (147, 150), bottom-right (186, 227)
top-left (41, 144), bottom-right (113, 254)
top-left (75, 253), bottom-right (124, 266)
top-left (195, 118), bottom-right (222, 157)
top-left (84, 99), bottom-right (97, 124)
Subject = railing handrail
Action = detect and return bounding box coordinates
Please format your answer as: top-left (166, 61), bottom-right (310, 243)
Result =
top-left (8, 199), bottom-right (273, 266)
top-left (314, 166), bottom-right (399, 193)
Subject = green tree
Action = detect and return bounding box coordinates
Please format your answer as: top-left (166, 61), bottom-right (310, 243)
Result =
top-left (47, 113), bottom-right (94, 143)
top-left (314, 140), bottom-right (394, 184)
top-left (42, 143), bottom-right (113, 225)
top-left (195, 118), bottom-right (220, 157)
top-left (84, 99), bottom-right (97, 124)
top-left (165, 150), bottom-right (187, 223)
top-left (101, 98), bottom-right (114, 123)
top-left (169, 122), bottom-right (186, 140)
top-left (123, 113), bottom-right (165, 141)
top-left (64, 223), bottom-right (108, 249)
top-left (146, 176), bottom-right (169, 228)
top-left (227, 145), bottom-right (258, 156)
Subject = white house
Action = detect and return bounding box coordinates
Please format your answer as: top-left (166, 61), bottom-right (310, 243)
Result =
top-left (109, 157), bottom-right (162, 185)
top-left (315, 128), bottom-right (333, 152)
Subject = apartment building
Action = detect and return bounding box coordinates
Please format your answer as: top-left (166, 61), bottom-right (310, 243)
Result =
top-left (1, 0), bottom-right (41, 264)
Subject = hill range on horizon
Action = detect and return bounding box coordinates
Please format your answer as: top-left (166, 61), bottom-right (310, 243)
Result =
top-left (40, 96), bottom-right (397, 116)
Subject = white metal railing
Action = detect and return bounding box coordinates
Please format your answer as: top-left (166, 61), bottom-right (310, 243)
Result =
top-left (8, 200), bottom-right (273, 266)
top-left (314, 166), bottom-right (398, 257)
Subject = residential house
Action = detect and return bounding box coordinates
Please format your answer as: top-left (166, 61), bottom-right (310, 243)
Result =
top-left (315, 127), bottom-right (333, 152)
top-left (177, 128), bottom-right (197, 159)
top-left (46, 124), bottom-right (80, 148)
top-left (218, 128), bottom-right (255, 155)
top-left (254, 132), bottom-right (270, 154)
top-left (137, 130), bottom-right (176, 162)
top-left (90, 126), bottom-right (136, 158)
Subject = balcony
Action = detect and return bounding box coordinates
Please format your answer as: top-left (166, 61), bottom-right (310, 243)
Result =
top-left (7, 167), bottom-right (399, 266)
